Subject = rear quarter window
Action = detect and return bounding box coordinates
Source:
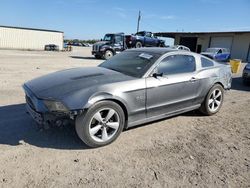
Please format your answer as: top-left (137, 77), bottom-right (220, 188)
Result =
top-left (201, 57), bottom-right (214, 67)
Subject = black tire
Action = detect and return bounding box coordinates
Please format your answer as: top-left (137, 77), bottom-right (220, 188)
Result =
top-left (135, 41), bottom-right (142, 48)
top-left (199, 84), bottom-right (224, 116)
top-left (158, 43), bottom-right (165, 47)
top-left (94, 55), bottom-right (102, 59)
top-left (75, 101), bottom-right (125, 148)
top-left (104, 50), bottom-right (113, 60)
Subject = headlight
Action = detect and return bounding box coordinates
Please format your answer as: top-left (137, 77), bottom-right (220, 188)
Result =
top-left (44, 100), bottom-right (68, 112)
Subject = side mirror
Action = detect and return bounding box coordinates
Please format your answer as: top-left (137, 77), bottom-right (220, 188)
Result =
top-left (100, 39), bottom-right (103, 41)
top-left (152, 72), bottom-right (163, 78)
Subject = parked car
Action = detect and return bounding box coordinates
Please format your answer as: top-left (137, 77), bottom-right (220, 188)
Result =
top-left (81, 43), bottom-right (90, 47)
top-left (168, 45), bottom-right (190, 51)
top-left (92, 33), bottom-right (126, 60)
top-left (201, 48), bottom-right (230, 62)
top-left (44, 44), bottom-right (59, 51)
top-left (23, 48), bottom-right (232, 147)
top-left (242, 62), bottom-right (250, 85)
top-left (126, 31), bottom-right (165, 48)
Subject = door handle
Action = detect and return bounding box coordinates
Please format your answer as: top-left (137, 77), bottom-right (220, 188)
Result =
top-left (190, 77), bottom-right (197, 82)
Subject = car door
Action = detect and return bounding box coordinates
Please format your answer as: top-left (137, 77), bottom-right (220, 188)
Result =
top-left (150, 33), bottom-right (158, 47)
top-left (113, 35), bottom-right (124, 53)
top-left (146, 54), bottom-right (200, 118)
top-left (144, 32), bottom-right (154, 46)
top-left (215, 49), bottom-right (223, 61)
top-left (221, 48), bottom-right (230, 61)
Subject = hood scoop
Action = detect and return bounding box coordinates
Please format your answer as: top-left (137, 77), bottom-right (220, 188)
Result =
top-left (71, 73), bottom-right (104, 80)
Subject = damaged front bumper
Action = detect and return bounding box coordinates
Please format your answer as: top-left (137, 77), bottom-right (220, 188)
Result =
top-left (25, 103), bottom-right (80, 126)
top-left (23, 85), bottom-right (82, 127)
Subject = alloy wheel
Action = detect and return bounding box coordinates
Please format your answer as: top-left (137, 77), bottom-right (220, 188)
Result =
top-left (89, 108), bottom-right (120, 142)
top-left (208, 89), bottom-right (222, 112)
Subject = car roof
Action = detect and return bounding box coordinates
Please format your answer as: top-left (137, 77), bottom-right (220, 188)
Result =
top-left (106, 33), bottom-right (124, 35)
top-left (125, 47), bottom-right (177, 55)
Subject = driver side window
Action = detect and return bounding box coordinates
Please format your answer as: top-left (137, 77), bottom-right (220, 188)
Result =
top-left (157, 55), bottom-right (196, 75)
top-left (115, 35), bottom-right (123, 44)
top-left (145, 32), bottom-right (152, 37)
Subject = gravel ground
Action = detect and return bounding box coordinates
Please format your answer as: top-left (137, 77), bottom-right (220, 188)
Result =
top-left (0, 47), bottom-right (249, 188)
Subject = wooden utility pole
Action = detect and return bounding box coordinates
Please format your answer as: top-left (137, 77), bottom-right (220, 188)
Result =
top-left (137, 11), bottom-right (141, 33)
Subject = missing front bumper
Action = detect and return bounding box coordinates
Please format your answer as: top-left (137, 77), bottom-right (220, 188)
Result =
top-left (26, 103), bottom-right (80, 127)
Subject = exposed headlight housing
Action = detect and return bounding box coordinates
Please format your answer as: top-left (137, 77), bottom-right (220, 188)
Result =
top-left (44, 100), bottom-right (68, 112)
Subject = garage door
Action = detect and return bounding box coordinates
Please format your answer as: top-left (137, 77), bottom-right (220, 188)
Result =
top-left (210, 37), bottom-right (233, 49)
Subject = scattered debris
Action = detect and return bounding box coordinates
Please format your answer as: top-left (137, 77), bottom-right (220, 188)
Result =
top-left (74, 159), bottom-right (79, 163)
top-left (154, 171), bottom-right (158, 180)
top-left (190, 155), bottom-right (194, 160)
top-left (18, 140), bottom-right (25, 145)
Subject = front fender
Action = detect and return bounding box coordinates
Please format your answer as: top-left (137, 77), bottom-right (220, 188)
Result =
top-left (101, 46), bottom-right (114, 53)
top-left (84, 92), bottom-right (129, 112)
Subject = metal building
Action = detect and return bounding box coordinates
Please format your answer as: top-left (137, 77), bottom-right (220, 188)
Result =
top-left (0, 25), bottom-right (64, 51)
top-left (155, 31), bottom-right (250, 61)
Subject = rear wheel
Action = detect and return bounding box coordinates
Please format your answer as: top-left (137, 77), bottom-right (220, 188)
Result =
top-left (158, 43), bottom-right (165, 47)
top-left (75, 101), bottom-right (125, 148)
top-left (104, 50), bottom-right (114, 60)
top-left (199, 84), bottom-right (224, 115)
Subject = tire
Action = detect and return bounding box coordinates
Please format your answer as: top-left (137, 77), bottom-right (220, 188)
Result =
top-left (199, 84), bottom-right (224, 116)
top-left (94, 55), bottom-right (102, 59)
top-left (104, 50), bottom-right (113, 60)
top-left (158, 43), bottom-right (165, 47)
top-left (75, 101), bottom-right (125, 148)
top-left (135, 41), bottom-right (142, 48)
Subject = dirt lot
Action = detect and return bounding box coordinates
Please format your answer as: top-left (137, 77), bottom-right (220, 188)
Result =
top-left (0, 47), bottom-right (249, 188)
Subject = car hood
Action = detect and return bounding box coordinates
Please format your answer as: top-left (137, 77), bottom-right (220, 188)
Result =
top-left (94, 41), bottom-right (111, 47)
top-left (24, 67), bottom-right (135, 100)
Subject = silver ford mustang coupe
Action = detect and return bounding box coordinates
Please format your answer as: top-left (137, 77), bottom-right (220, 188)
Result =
top-left (23, 48), bottom-right (232, 147)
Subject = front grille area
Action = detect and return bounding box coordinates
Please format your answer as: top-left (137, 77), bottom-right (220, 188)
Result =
top-left (92, 45), bottom-right (99, 52)
top-left (25, 95), bottom-right (35, 110)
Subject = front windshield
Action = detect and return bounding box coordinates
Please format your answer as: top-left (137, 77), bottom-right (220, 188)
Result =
top-left (99, 51), bottom-right (161, 78)
top-left (206, 48), bottom-right (218, 53)
top-left (103, 34), bottom-right (113, 41)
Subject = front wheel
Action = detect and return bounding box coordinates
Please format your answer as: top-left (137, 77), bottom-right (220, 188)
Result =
top-left (199, 84), bottom-right (224, 115)
top-left (135, 41), bottom-right (142, 48)
top-left (104, 50), bottom-right (114, 60)
top-left (75, 101), bottom-right (125, 147)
